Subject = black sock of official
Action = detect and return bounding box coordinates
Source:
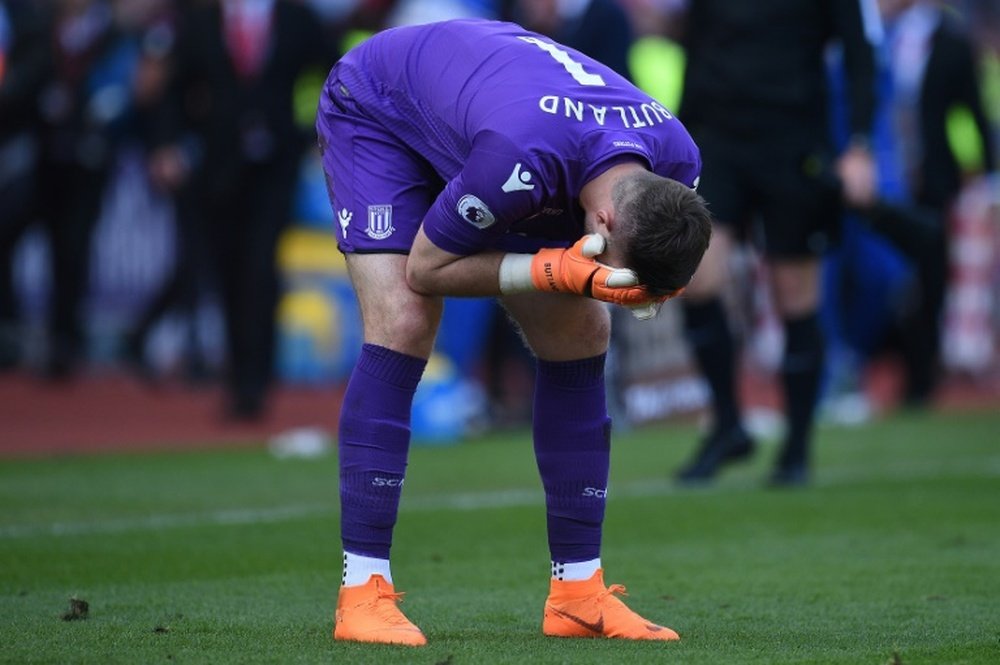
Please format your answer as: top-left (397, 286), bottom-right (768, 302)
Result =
top-left (683, 298), bottom-right (740, 433)
top-left (780, 313), bottom-right (825, 468)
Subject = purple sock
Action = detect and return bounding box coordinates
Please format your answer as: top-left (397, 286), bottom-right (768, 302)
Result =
top-left (339, 343), bottom-right (426, 558)
top-left (533, 354), bottom-right (610, 563)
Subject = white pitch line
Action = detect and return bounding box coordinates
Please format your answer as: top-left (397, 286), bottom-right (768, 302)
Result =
top-left (0, 504), bottom-right (332, 539)
top-left (2, 457), bottom-right (998, 540)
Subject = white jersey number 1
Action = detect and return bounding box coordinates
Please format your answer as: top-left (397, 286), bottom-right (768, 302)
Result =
top-left (518, 36), bottom-right (606, 87)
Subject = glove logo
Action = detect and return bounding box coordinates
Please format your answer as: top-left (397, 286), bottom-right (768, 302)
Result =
top-left (457, 194), bottom-right (496, 229)
top-left (502, 162), bottom-right (535, 193)
top-left (543, 262), bottom-right (558, 290)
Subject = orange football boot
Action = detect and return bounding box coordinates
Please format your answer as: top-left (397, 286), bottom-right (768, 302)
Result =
top-left (543, 569), bottom-right (680, 641)
top-left (333, 574), bottom-right (427, 646)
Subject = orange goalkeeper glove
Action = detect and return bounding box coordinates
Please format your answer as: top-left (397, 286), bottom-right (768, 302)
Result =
top-left (498, 234), bottom-right (653, 307)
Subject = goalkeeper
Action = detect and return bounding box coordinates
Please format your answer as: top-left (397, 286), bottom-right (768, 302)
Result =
top-left (317, 18), bottom-right (711, 647)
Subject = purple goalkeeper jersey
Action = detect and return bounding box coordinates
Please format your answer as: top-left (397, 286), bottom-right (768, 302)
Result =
top-left (321, 19), bottom-right (701, 255)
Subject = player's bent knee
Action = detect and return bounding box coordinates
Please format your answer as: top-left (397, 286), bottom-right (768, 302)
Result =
top-left (584, 317), bottom-right (612, 351)
top-left (365, 300), bottom-right (442, 356)
top-left (522, 304), bottom-right (610, 361)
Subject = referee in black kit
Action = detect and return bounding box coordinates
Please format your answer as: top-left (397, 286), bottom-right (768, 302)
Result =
top-left (671, 0), bottom-right (880, 486)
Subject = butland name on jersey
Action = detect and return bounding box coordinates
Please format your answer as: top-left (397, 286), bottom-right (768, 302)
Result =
top-left (537, 96), bottom-right (675, 128)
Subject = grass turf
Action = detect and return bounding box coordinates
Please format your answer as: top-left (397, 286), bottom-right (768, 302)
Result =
top-left (1, 410), bottom-right (999, 663)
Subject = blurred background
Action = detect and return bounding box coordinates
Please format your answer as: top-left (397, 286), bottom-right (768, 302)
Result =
top-left (0, 0), bottom-right (997, 455)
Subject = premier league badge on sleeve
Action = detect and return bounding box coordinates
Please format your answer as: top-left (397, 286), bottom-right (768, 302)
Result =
top-left (457, 194), bottom-right (496, 229)
top-left (366, 204), bottom-right (395, 240)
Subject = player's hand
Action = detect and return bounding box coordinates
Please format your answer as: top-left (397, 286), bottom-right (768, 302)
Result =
top-left (529, 234), bottom-right (652, 306)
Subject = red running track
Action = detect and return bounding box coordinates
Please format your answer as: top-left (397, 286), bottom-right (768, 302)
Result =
top-left (0, 359), bottom-right (997, 457)
top-left (0, 371), bottom-right (343, 457)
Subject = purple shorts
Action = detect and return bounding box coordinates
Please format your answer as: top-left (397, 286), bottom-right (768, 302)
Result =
top-left (315, 74), bottom-right (443, 255)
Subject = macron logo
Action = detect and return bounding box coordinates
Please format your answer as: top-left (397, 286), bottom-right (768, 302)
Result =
top-left (502, 163), bottom-right (535, 193)
top-left (337, 208), bottom-right (352, 238)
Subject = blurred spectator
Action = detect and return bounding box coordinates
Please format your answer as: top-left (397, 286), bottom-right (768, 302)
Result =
top-left (0, 0), bottom-right (51, 370)
top-left (151, 0), bottom-right (334, 419)
top-left (627, 2), bottom-right (687, 112)
top-left (672, 0), bottom-right (879, 486)
top-left (1, 0), bottom-right (131, 379)
top-left (123, 0), bottom-right (214, 383)
top-left (860, 0), bottom-right (996, 406)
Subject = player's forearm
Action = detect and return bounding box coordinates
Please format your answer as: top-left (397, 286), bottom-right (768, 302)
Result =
top-left (405, 227), bottom-right (506, 297)
top-left (406, 228), bottom-right (659, 316)
top-left (406, 252), bottom-right (507, 297)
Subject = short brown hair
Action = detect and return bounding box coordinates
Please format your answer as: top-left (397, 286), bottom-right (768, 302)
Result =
top-left (613, 171), bottom-right (712, 297)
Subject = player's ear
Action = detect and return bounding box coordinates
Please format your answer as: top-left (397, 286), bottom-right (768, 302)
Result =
top-left (591, 209), bottom-right (623, 263)
top-left (594, 208), bottom-right (614, 236)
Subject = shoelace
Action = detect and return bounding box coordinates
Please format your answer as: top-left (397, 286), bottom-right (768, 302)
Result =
top-left (371, 590), bottom-right (412, 626)
top-left (600, 584), bottom-right (628, 601)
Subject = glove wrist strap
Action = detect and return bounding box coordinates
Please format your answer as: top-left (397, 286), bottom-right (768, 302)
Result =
top-left (498, 253), bottom-right (537, 294)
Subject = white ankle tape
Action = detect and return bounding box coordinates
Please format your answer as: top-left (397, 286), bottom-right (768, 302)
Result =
top-left (551, 558), bottom-right (601, 581)
top-left (343, 551), bottom-right (392, 586)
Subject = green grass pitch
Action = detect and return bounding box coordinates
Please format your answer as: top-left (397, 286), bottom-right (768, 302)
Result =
top-left (2, 410), bottom-right (999, 663)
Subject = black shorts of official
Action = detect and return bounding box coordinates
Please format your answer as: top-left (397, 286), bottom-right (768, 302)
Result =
top-left (692, 127), bottom-right (843, 258)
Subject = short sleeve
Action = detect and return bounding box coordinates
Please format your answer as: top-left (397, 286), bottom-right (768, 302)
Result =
top-left (422, 133), bottom-right (548, 256)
